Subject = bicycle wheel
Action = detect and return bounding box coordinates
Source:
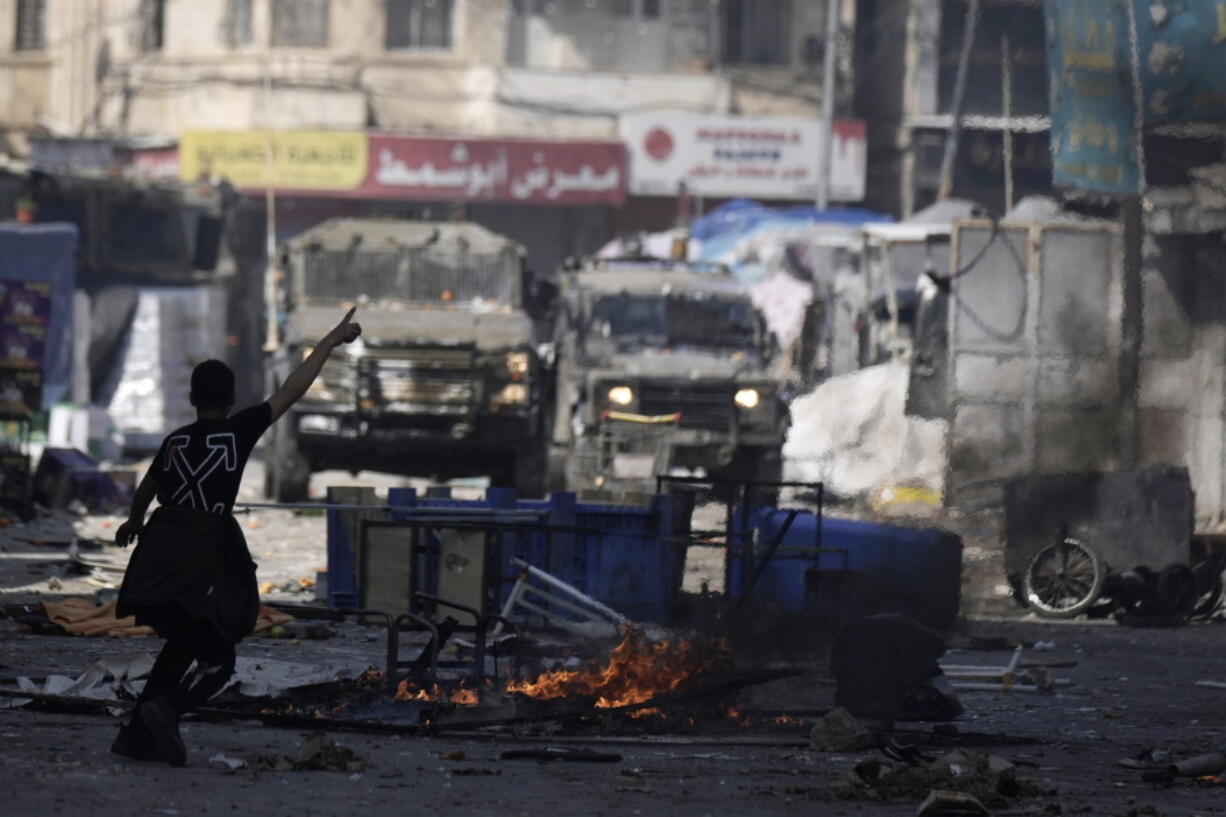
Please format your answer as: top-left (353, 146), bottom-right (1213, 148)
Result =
top-left (1022, 538), bottom-right (1106, 618)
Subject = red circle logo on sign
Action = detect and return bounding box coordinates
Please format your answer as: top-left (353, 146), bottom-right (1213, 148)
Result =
top-left (644, 127), bottom-right (674, 161)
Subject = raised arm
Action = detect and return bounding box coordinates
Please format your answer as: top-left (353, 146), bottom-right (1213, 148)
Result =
top-left (267, 307), bottom-right (362, 422)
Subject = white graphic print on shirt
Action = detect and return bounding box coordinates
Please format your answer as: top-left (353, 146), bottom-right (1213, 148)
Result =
top-left (164, 432), bottom-right (238, 514)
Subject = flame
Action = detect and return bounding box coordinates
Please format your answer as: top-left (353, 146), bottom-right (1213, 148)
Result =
top-left (773, 715), bottom-right (798, 725)
top-left (726, 706), bottom-right (751, 727)
top-left (395, 678), bottom-right (436, 701)
top-left (394, 678), bottom-right (479, 707)
top-left (505, 627), bottom-right (726, 709)
top-left (450, 687), bottom-right (479, 706)
top-left (628, 707), bottom-right (666, 720)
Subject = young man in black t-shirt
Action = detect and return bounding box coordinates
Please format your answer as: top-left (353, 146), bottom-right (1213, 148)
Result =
top-left (112, 307), bottom-right (361, 766)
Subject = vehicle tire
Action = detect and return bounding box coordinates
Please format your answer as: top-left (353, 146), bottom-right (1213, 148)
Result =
top-left (1022, 537), bottom-right (1106, 619)
top-left (1156, 563), bottom-right (1198, 619)
top-left (268, 422), bottom-right (311, 503)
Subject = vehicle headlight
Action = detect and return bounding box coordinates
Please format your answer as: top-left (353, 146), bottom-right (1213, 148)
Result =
top-left (491, 383), bottom-right (529, 406)
top-left (734, 388), bottom-right (761, 409)
top-left (607, 385), bottom-right (635, 406)
top-left (505, 351), bottom-right (531, 377)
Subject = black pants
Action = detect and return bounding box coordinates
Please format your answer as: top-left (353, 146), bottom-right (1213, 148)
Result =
top-left (136, 614), bottom-right (237, 716)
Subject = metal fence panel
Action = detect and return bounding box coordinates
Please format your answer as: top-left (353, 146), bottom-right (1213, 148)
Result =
top-left (945, 220), bottom-right (1123, 507)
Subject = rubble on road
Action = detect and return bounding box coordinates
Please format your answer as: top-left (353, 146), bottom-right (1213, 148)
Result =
top-left (0, 652), bottom-right (153, 708)
top-left (0, 650), bottom-right (368, 707)
top-left (808, 707), bottom-right (877, 752)
top-left (916, 789), bottom-right (988, 816)
top-left (835, 748), bottom-right (1039, 808)
top-left (209, 752), bottom-right (247, 771)
top-left (1138, 751), bottom-right (1226, 783)
top-left (250, 733), bottom-right (367, 772)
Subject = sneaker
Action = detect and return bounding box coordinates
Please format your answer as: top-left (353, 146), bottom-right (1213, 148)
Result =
top-left (110, 721), bottom-right (157, 761)
top-left (137, 697), bottom-right (187, 767)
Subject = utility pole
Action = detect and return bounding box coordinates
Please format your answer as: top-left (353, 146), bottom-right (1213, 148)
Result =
top-left (262, 52), bottom-right (279, 354)
top-left (1117, 0), bottom-right (1149, 470)
top-left (937, 0), bottom-right (980, 200)
top-left (1001, 30), bottom-right (1014, 212)
top-left (815, 0), bottom-right (840, 210)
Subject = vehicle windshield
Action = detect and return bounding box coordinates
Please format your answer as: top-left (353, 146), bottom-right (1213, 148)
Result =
top-left (588, 293), bottom-right (759, 351)
top-left (303, 248), bottom-right (521, 307)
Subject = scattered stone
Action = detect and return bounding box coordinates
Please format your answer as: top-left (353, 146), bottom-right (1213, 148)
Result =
top-left (835, 749), bottom-right (1037, 808)
top-left (809, 707), bottom-right (876, 752)
top-left (250, 733), bottom-right (366, 772)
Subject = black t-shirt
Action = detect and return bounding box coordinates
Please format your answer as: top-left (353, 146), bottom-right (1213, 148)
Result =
top-left (152, 403), bottom-right (273, 514)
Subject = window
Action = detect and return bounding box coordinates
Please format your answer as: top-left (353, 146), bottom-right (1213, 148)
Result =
top-left (221, 0), bottom-right (254, 47)
top-left (722, 0), bottom-right (792, 66)
top-left (272, 0), bottom-right (329, 48)
top-left (14, 0), bottom-right (45, 51)
top-left (137, 0), bottom-right (165, 52)
top-left (386, 0), bottom-right (453, 49)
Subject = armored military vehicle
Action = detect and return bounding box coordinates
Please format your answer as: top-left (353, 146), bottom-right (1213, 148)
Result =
top-left (550, 258), bottom-right (786, 495)
top-left (267, 218), bottom-right (554, 500)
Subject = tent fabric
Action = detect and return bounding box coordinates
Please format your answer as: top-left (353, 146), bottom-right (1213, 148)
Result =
top-left (689, 199), bottom-right (891, 242)
top-left (692, 200), bottom-right (891, 285)
top-left (0, 223), bottom-right (78, 407)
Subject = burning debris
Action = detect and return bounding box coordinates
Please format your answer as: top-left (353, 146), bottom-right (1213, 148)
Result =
top-left (505, 627), bottom-right (730, 710)
top-left (394, 678), bottom-right (482, 707)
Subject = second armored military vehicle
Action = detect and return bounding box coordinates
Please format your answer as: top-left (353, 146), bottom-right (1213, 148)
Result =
top-left (550, 258), bottom-right (787, 495)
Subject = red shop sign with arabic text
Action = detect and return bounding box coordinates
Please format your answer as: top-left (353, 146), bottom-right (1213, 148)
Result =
top-left (361, 135), bottom-right (626, 205)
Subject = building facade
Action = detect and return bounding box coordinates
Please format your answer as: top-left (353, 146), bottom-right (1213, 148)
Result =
top-left (0, 0), bottom-right (858, 270)
top-left (854, 0), bottom-right (1052, 218)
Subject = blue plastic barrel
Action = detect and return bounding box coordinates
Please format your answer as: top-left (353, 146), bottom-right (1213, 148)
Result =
top-left (741, 508), bottom-right (963, 631)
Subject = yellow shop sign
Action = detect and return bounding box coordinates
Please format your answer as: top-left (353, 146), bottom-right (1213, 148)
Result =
top-left (179, 131), bottom-right (368, 191)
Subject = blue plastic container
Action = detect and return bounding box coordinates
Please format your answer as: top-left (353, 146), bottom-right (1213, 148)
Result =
top-left (326, 488), bottom-right (679, 623)
top-left (736, 508), bottom-right (963, 631)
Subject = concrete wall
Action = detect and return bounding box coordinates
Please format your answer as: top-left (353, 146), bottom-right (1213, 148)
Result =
top-left (945, 221), bottom-right (1126, 509)
top-left (1138, 234), bottom-right (1226, 527)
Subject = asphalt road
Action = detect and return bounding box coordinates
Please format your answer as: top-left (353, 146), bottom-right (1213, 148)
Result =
top-left (4, 601), bottom-right (1226, 815)
top-left (3, 461), bottom-right (1225, 815)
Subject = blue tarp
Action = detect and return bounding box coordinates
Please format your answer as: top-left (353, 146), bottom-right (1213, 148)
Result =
top-left (690, 199), bottom-right (891, 242)
top-left (690, 200), bottom-right (891, 283)
top-left (0, 223), bottom-right (78, 408)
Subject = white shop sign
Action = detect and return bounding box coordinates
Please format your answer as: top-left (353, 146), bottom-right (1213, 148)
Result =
top-left (619, 112), bottom-right (866, 202)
